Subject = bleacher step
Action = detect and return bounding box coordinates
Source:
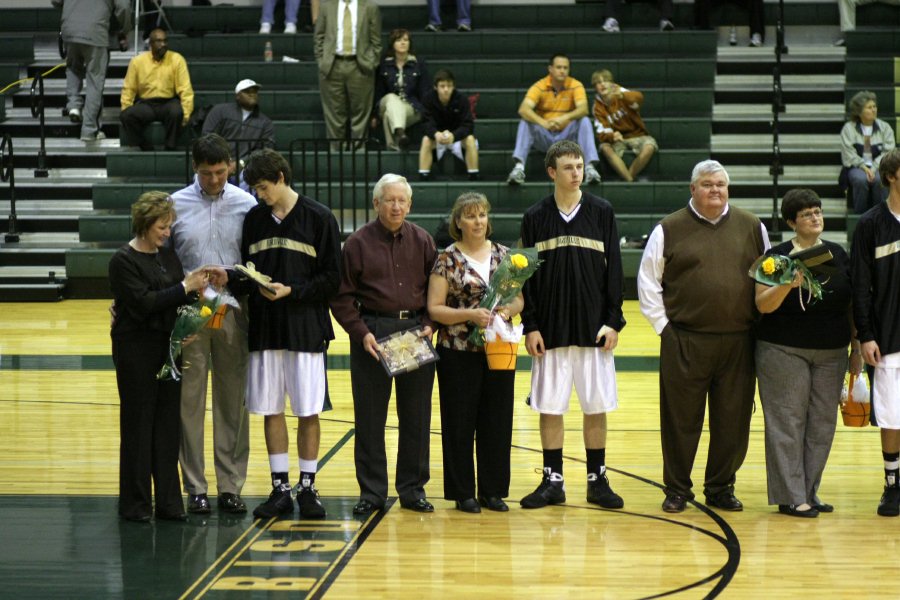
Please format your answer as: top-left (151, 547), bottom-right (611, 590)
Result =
top-left (716, 73), bottom-right (845, 90)
top-left (711, 133), bottom-right (838, 152)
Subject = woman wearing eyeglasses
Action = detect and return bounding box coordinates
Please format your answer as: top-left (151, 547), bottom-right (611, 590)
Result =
top-left (754, 188), bottom-right (862, 518)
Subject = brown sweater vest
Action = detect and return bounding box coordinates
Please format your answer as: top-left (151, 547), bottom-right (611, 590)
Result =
top-left (661, 206), bottom-right (764, 333)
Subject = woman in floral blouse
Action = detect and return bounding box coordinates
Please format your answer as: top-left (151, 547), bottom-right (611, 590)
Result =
top-left (427, 192), bottom-right (523, 513)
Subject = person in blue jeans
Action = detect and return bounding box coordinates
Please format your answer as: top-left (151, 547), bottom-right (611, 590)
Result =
top-left (425, 0), bottom-right (471, 32)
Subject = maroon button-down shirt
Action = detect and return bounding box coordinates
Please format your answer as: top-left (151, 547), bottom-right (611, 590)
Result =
top-left (331, 218), bottom-right (437, 344)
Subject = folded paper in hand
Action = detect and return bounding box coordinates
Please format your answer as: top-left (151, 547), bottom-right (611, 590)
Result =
top-left (234, 261), bottom-right (276, 293)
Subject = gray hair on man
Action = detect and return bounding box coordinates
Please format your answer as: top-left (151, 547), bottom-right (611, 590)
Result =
top-left (373, 173), bottom-right (413, 202)
top-left (691, 159), bottom-right (730, 185)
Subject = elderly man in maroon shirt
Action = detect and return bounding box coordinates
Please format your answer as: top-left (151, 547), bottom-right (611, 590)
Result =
top-left (331, 173), bottom-right (438, 515)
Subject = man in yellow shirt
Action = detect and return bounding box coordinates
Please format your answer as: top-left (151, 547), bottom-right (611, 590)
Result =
top-left (119, 28), bottom-right (194, 151)
top-left (507, 54), bottom-right (601, 185)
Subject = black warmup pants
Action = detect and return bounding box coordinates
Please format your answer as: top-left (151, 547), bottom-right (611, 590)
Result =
top-left (113, 334), bottom-right (183, 519)
top-left (436, 347), bottom-right (515, 501)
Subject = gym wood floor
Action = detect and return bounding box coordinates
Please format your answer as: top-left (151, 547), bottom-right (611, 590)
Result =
top-left (0, 300), bottom-right (891, 598)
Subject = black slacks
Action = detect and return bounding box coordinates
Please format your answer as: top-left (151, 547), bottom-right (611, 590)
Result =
top-left (693, 0), bottom-right (765, 37)
top-left (113, 335), bottom-right (183, 519)
top-left (119, 97), bottom-right (183, 150)
top-left (350, 315), bottom-right (434, 506)
top-left (436, 347), bottom-right (515, 501)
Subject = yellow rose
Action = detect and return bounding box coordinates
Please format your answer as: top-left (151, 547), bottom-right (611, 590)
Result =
top-left (200, 306), bottom-right (213, 317)
top-left (761, 257), bottom-right (775, 275)
top-left (510, 254), bottom-right (528, 269)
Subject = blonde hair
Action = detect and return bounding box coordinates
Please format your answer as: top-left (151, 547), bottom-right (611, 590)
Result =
top-left (448, 192), bottom-right (492, 241)
top-left (131, 191), bottom-right (175, 236)
top-left (591, 69), bottom-right (614, 86)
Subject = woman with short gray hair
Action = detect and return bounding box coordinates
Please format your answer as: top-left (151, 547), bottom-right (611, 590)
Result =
top-left (840, 90), bottom-right (896, 213)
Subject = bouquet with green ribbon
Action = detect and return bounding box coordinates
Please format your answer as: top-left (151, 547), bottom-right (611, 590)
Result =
top-left (157, 289), bottom-right (223, 381)
top-left (748, 254), bottom-right (824, 310)
top-left (471, 247), bottom-right (542, 346)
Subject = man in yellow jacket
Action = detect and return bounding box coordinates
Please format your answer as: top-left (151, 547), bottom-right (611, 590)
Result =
top-left (120, 28), bottom-right (194, 151)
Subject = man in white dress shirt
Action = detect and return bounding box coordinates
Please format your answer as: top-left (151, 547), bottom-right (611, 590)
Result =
top-left (637, 159), bottom-right (769, 514)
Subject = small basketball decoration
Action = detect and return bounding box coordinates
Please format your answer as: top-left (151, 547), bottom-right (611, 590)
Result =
top-left (840, 372), bottom-right (870, 427)
top-left (485, 341), bottom-right (517, 370)
top-left (205, 304), bottom-right (228, 329)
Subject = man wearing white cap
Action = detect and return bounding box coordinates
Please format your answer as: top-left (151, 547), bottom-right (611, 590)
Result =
top-left (203, 79), bottom-right (275, 172)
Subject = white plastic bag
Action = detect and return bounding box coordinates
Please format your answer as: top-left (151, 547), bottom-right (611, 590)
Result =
top-left (850, 371), bottom-right (870, 404)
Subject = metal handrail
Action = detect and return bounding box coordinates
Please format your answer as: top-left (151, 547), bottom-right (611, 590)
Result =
top-left (1, 133), bottom-right (19, 243)
top-left (29, 72), bottom-right (49, 178)
top-left (287, 138), bottom-right (382, 236)
top-left (769, 0), bottom-right (788, 236)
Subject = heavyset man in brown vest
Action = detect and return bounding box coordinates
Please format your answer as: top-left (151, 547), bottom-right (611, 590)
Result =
top-left (637, 160), bottom-right (770, 513)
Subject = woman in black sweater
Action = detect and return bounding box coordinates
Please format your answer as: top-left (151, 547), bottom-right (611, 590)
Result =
top-left (109, 191), bottom-right (209, 522)
top-left (755, 189), bottom-right (863, 518)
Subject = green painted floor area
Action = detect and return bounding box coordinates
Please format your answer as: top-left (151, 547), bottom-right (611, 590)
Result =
top-left (0, 495), bottom-right (387, 599)
top-left (1, 354), bottom-right (660, 372)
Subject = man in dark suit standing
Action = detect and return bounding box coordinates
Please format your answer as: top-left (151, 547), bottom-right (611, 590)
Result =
top-left (314, 0), bottom-right (382, 150)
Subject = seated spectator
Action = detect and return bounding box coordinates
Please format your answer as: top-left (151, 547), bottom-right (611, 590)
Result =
top-left (841, 90), bottom-right (896, 213)
top-left (836, 0), bottom-right (900, 45)
top-left (202, 79), bottom-right (275, 177)
top-left (591, 69), bottom-right (657, 182)
top-left (694, 0), bottom-right (764, 47)
top-left (425, 0), bottom-right (472, 32)
top-left (507, 54), bottom-right (601, 185)
top-left (260, 0), bottom-right (319, 34)
top-left (119, 28), bottom-right (193, 151)
top-left (601, 0), bottom-right (674, 32)
top-left (418, 69), bottom-right (479, 181)
top-left (371, 28), bottom-right (429, 151)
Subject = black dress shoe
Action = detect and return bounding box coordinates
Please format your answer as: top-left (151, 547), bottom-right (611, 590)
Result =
top-left (662, 493), bottom-right (686, 513)
top-left (156, 511), bottom-right (188, 522)
top-left (455, 498), bottom-right (481, 513)
top-left (400, 498), bottom-right (434, 513)
top-left (353, 499), bottom-right (383, 515)
top-left (812, 502), bottom-right (834, 513)
top-left (217, 493), bottom-right (247, 514)
top-left (120, 512), bottom-right (152, 523)
top-left (778, 504), bottom-right (819, 518)
top-left (478, 496), bottom-right (509, 512)
top-left (705, 492), bottom-right (743, 511)
top-left (188, 494), bottom-right (212, 514)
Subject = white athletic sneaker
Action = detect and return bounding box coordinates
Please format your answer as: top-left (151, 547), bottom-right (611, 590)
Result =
top-left (68, 107), bottom-right (82, 123)
top-left (80, 131), bottom-right (106, 142)
top-left (749, 33), bottom-right (762, 47)
top-left (602, 17), bottom-right (620, 33)
top-left (659, 19), bottom-right (675, 31)
top-left (507, 163), bottom-right (525, 185)
top-left (259, 22), bottom-right (272, 34)
top-left (584, 163), bottom-right (602, 185)
top-left (284, 22), bottom-right (297, 34)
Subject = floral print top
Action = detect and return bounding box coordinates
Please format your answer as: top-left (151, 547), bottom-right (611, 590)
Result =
top-left (431, 241), bottom-right (508, 352)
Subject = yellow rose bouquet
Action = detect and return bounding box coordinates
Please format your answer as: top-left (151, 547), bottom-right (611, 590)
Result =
top-left (471, 247), bottom-right (542, 346)
top-left (156, 288), bottom-right (224, 381)
top-left (748, 254), bottom-right (823, 309)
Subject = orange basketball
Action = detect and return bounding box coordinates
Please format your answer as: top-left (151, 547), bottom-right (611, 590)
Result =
top-left (205, 304), bottom-right (228, 329)
top-left (484, 341), bottom-right (517, 370)
top-left (841, 399), bottom-right (870, 427)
